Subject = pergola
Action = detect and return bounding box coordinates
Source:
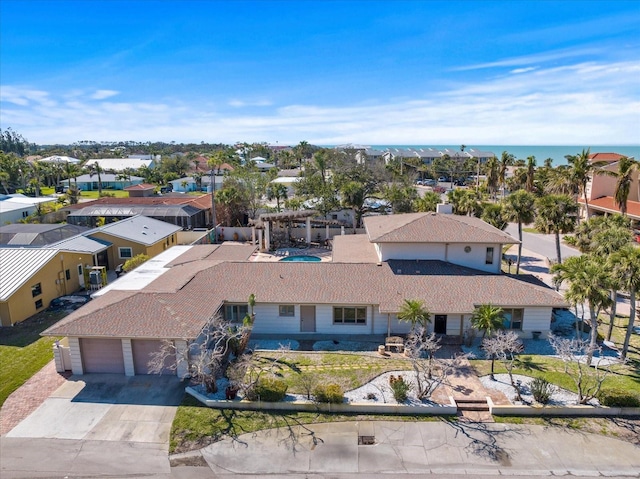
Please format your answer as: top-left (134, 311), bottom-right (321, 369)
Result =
top-left (250, 210), bottom-right (344, 251)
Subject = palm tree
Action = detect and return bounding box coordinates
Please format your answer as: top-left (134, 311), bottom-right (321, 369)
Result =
top-left (498, 151), bottom-right (515, 198)
top-left (525, 156), bottom-right (536, 192)
top-left (207, 152), bottom-right (226, 233)
top-left (564, 148), bottom-right (609, 220)
top-left (610, 245), bottom-right (640, 360)
top-left (552, 255), bottom-right (612, 364)
top-left (534, 194), bottom-right (578, 264)
top-left (596, 156), bottom-right (640, 216)
top-left (413, 191), bottom-right (441, 213)
top-left (266, 182), bottom-right (288, 212)
top-left (471, 304), bottom-right (505, 338)
top-left (480, 203), bottom-right (507, 230)
top-left (485, 156), bottom-right (499, 199)
top-left (397, 299), bottom-right (431, 337)
top-left (502, 190), bottom-right (535, 274)
top-left (88, 163), bottom-right (103, 195)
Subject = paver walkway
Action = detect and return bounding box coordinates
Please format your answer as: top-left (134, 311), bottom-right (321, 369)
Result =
top-left (0, 360), bottom-right (70, 436)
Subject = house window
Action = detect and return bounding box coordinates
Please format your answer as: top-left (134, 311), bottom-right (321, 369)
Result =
top-left (119, 247), bottom-right (133, 259)
top-left (65, 269), bottom-right (71, 280)
top-left (35, 299), bottom-right (43, 309)
top-left (279, 305), bottom-right (295, 317)
top-left (225, 304), bottom-right (248, 322)
top-left (503, 308), bottom-right (523, 330)
top-left (31, 283), bottom-right (42, 297)
top-left (333, 306), bottom-right (366, 325)
top-left (485, 247), bottom-right (495, 264)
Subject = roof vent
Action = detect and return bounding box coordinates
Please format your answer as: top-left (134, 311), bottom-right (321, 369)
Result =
top-left (397, 268), bottom-right (402, 274)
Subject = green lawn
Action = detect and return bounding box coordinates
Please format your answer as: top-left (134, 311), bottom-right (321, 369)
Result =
top-left (0, 311), bottom-right (65, 407)
top-left (78, 189), bottom-right (131, 199)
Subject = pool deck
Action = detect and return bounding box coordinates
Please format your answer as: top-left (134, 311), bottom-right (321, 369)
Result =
top-left (251, 247), bottom-right (333, 262)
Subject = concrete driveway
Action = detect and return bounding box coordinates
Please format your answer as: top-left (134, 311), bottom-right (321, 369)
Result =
top-left (5, 374), bottom-right (184, 443)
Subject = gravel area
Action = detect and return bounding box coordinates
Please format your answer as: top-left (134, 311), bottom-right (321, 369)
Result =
top-left (480, 373), bottom-right (599, 406)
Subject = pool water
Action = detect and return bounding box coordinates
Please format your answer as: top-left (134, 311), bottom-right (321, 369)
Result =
top-left (279, 255), bottom-right (321, 262)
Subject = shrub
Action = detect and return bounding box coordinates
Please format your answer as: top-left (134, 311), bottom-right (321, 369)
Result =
top-left (245, 377), bottom-right (288, 402)
top-left (314, 383), bottom-right (344, 404)
top-left (597, 389), bottom-right (640, 408)
top-left (123, 254), bottom-right (150, 272)
top-left (530, 377), bottom-right (553, 404)
top-left (390, 376), bottom-right (411, 403)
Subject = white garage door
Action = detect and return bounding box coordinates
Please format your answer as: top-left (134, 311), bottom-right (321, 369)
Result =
top-left (81, 338), bottom-right (125, 374)
top-left (132, 339), bottom-right (175, 375)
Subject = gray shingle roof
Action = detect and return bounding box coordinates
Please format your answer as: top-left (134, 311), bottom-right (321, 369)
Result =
top-left (43, 257), bottom-right (566, 339)
top-left (364, 213), bottom-right (518, 244)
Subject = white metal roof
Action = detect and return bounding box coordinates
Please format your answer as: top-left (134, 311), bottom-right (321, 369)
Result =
top-left (95, 215), bottom-right (182, 246)
top-left (0, 248), bottom-right (60, 301)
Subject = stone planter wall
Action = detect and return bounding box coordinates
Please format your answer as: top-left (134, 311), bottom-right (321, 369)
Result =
top-left (487, 397), bottom-right (640, 417)
top-left (186, 386), bottom-right (458, 416)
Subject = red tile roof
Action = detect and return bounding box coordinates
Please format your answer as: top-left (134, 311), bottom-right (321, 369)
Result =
top-left (124, 183), bottom-right (156, 191)
top-left (582, 196), bottom-right (640, 220)
top-left (589, 152), bottom-right (627, 163)
top-left (66, 194), bottom-right (212, 210)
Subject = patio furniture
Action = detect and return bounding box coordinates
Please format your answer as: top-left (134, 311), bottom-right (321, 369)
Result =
top-left (385, 336), bottom-right (404, 353)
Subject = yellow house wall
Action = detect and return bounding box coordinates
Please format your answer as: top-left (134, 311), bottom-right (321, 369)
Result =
top-left (89, 232), bottom-right (177, 268)
top-left (1, 252), bottom-right (94, 326)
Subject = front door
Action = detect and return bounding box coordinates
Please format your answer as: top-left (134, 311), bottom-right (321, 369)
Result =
top-left (77, 264), bottom-right (84, 288)
top-left (434, 315), bottom-right (447, 335)
top-left (300, 305), bottom-right (316, 332)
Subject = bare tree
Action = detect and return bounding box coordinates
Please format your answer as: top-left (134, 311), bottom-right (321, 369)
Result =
top-left (404, 327), bottom-right (467, 400)
top-left (483, 331), bottom-right (524, 401)
top-left (148, 314), bottom-right (251, 393)
top-left (549, 335), bottom-right (610, 405)
top-left (226, 345), bottom-right (291, 400)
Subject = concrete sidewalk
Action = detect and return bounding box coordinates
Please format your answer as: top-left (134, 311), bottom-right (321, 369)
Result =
top-left (196, 420), bottom-right (640, 477)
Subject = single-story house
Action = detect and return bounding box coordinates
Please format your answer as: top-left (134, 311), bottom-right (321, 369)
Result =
top-left (0, 194), bottom-right (58, 224)
top-left (87, 215), bottom-right (181, 270)
top-left (84, 157), bottom-right (155, 172)
top-left (0, 223), bottom-right (89, 246)
top-left (43, 212), bottom-right (567, 377)
top-left (0, 248), bottom-right (94, 326)
top-left (62, 174), bottom-right (144, 191)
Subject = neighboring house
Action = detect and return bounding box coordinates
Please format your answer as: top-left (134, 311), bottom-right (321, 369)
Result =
top-left (61, 194), bottom-right (212, 229)
top-left (87, 215), bottom-right (181, 270)
top-left (0, 248), bottom-right (94, 326)
top-left (0, 223), bottom-right (90, 246)
top-left (42, 212), bottom-right (566, 377)
top-left (124, 183), bottom-right (157, 197)
top-left (169, 175), bottom-right (224, 193)
top-left (84, 157), bottom-right (155, 172)
top-left (0, 194), bottom-right (57, 224)
top-left (61, 174), bottom-right (144, 191)
top-left (581, 153), bottom-right (640, 222)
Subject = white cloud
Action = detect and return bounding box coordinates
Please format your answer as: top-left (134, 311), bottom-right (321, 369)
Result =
top-left (1, 59), bottom-right (638, 146)
top-left (228, 99), bottom-right (273, 108)
top-left (91, 89), bottom-right (120, 100)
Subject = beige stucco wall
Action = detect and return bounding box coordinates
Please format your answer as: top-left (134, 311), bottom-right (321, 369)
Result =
top-left (89, 231), bottom-right (177, 269)
top-left (1, 252), bottom-right (94, 326)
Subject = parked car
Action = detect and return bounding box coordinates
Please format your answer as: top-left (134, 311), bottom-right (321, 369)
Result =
top-left (438, 176), bottom-right (447, 182)
top-left (48, 295), bottom-right (90, 312)
top-left (424, 179), bottom-right (437, 186)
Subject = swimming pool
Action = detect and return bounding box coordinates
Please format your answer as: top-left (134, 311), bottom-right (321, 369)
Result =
top-left (279, 255), bottom-right (321, 262)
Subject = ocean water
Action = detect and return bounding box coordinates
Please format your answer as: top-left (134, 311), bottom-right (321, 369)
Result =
top-left (368, 145), bottom-right (640, 166)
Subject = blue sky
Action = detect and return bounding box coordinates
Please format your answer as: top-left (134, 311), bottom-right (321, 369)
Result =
top-left (1, 0), bottom-right (639, 146)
